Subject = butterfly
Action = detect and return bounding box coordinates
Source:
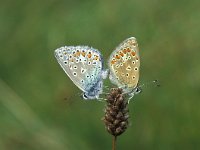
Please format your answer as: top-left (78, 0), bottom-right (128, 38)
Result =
top-left (55, 46), bottom-right (107, 100)
top-left (108, 37), bottom-right (141, 99)
top-left (55, 37), bottom-right (141, 100)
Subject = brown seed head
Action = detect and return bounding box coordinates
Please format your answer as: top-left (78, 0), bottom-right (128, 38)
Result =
top-left (103, 88), bottom-right (129, 136)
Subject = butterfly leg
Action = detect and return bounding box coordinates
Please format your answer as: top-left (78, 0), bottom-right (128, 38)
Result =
top-left (128, 92), bottom-right (135, 103)
top-left (127, 87), bottom-right (142, 103)
top-left (103, 85), bottom-right (109, 89)
top-left (97, 97), bottom-right (107, 101)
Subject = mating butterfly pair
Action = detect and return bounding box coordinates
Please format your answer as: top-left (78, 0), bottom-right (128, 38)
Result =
top-left (55, 37), bottom-right (140, 100)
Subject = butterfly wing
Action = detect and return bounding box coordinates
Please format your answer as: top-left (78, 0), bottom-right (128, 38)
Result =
top-left (108, 37), bottom-right (140, 90)
top-left (55, 46), bottom-right (103, 93)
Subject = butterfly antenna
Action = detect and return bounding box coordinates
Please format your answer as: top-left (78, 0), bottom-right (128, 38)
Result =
top-left (78, 92), bottom-right (83, 99)
top-left (153, 79), bottom-right (161, 87)
top-left (139, 79), bottom-right (161, 89)
top-left (64, 94), bottom-right (74, 105)
top-left (64, 92), bottom-right (82, 102)
top-left (97, 97), bottom-right (107, 101)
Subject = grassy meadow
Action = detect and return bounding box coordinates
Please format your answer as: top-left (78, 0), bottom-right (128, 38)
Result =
top-left (0, 0), bottom-right (200, 149)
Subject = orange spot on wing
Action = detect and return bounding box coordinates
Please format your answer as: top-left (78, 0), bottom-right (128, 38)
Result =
top-left (111, 60), bottom-right (116, 65)
top-left (81, 52), bottom-right (86, 57)
top-left (76, 51), bottom-right (80, 56)
top-left (87, 52), bottom-right (92, 58)
top-left (93, 55), bottom-right (99, 60)
top-left (131, 51), bottom-right (136, 56)
top-left (123, 49), bottom-right (127, 54)
top-left (115, 55), bottom-right (121, 59)
top-left (127, 47), bottom-right (131, 52)
top-left (119, 51), bottom-right (124, 57)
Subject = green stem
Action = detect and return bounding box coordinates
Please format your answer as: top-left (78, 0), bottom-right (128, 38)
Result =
top-left (112, 136), bottom-right (117, 150)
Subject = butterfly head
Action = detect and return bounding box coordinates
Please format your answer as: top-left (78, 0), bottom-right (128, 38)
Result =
top-left (82, 93), bottom-right (89, 99)
top-left (82, 92), bottom-right (98, 100)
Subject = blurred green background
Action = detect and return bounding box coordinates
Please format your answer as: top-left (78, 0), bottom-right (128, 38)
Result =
top-left (0, 0), bottom-right (200, 149)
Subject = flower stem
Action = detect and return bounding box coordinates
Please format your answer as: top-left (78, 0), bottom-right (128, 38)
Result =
top-left (112, 136), bottom-right (117, 150)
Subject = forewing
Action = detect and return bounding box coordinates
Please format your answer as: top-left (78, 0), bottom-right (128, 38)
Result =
top-left (108, 37), bottom-right (140, 89)
top-left (55, 46), bottom-right (103, 92)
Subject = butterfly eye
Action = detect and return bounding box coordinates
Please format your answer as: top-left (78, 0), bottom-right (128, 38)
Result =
top-left (135, 87), bottom-right (142, 94)
top-left (83, 93), bottom-right (88, 99)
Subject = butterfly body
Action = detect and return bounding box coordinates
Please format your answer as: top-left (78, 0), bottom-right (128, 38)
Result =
top-left (108, 37), bottom-right (140, 99)
top-left (55, 46), bottom-right (106, 100)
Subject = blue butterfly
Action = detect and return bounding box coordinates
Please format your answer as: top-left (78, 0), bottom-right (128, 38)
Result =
top-left (55, 46), bottom-right (107, 100)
